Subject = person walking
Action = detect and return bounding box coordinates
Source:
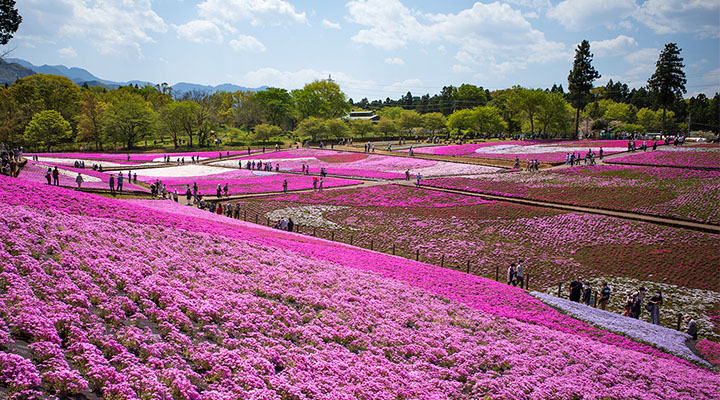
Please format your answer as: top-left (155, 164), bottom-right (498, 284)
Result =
top-left (282, 179), bottom-right (288, 193)
top-left (116, 172), bottom-right (124, 192)
top-left (45, 168), bottom-right (52, 185)
top-left (507, 264), bottom-right (516, 286)
top-left (514, 262), bottom-right (524, 288)
top-left (648, 290), bottom-right (663, 325)
top-left (287, 218), bottom-right (294, 232)
top-left (684, 315), bottom-right (698, 340)
top-left (109, 174), bottom-right (115, 194)
top-left (569, 278), bottom-right (582, 302)
top-left (216, 184), bottom-right (222, 198)
top-left (582, 282), bottom-right (592, 306)
top-left (416, 173), bottom-right (422, 187)
top-left (598, 283), bottom-right (611, 310)
top-left (313, 177), bottom-right (318, 191)
top-left (52, 166), bottom-right (60, 186)
top-left (186, 187), bottom-right (192, 205)
top-left (75, 173), bottom-right (84, 188)
top-left (223, 183), bottom-right (229, 197)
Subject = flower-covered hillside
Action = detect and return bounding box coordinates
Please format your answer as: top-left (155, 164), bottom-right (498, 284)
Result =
top-left (1, 176), bottom-right (719, 399)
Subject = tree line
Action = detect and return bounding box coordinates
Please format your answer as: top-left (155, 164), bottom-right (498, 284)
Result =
top-left (1, 39), bottom-right (718, 150)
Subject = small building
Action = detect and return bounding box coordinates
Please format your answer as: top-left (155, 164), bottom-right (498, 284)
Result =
top-left (345, 111), bottom-right (380, 121)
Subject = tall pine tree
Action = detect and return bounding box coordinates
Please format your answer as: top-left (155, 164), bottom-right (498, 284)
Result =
top-left (648, 43), bottom-right (686, 134)
top-left (568, 40), bottom-right (600, 138)
top-left (0, 0), bottom-right (22, 46)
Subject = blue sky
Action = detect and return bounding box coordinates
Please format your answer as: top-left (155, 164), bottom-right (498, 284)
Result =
top-left (9, 0), bottom-right (720, 100)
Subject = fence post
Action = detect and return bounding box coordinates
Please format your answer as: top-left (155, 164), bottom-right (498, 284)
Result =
top-left (557, 282), bottom-right (562, 298)
top-left (331, 232), bottom-right (334, 241)
top-left (255, 214), bottom-right (258, 224)
top-left (466, 260), bottom-right (470, 274)
top-left (313, 227), bottom-right (316, 236)
top-left (370, 240), bottom-right (374, 250)
top-left (350, 236), bottom-right (353, 245)
top-left (415, 249), bottom-right (419, 261)
top-left (525, 274), bottom-right (530, 290)
top-left (266, 217), bottom-right (269, 226)
top-left (440, 255), bottom-right (444, 268)
top-left (676, 313), bottom-right (683, 331)
top-left (392, 244), bottom-right (395, 255)
top-left (244, 210), bottom-right (247, 221)
top-left (495, 266), bottom-right (499, 281)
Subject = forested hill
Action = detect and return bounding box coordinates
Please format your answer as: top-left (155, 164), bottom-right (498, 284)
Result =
top-left (0, 58), bottom-right (34, 84)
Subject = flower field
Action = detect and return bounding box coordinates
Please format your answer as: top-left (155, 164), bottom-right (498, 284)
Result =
top-left (426, 165), bottom-right (720, 224)
top-left (231, 185), bottom-right (720, 292)
top-left (28, 150), bottom-right (250, 163)
top-left (17, 162), bottom-right (149, 192)
top-left (2, 175), bottom-right (719, 399)
top-left (215, 148), bottom-right (500, 179)
top-left (605, 145), bottom-right (720, 169)
top-left (405, 140), bottom-right (631, 163)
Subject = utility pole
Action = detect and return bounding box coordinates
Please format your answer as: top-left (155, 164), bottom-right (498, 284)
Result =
top-left (687, 111), bottom-right (691, 135)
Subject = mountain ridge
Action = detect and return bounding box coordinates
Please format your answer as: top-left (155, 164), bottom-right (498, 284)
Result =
top-left (2, 58), bottom-right (268, 94)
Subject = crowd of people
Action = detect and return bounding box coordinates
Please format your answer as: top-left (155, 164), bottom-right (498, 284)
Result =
top-left (566, 278), bottom-right (699, 339)
top-left (0, 144), bottom-right (22, 177)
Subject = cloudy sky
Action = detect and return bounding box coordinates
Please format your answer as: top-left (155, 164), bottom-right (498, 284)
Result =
top-left (9, 0), bottom-right (720, 100)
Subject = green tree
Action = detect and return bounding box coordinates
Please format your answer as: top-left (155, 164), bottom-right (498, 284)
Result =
top-left (535, 92), bottom-right (572, 136)
top-left (456, 84), bottom-right (487, 108)
top-left (0, 87), bottom-right (20, 145)
top-left (254, 88), bottom-right (295, 128)
top-left (253, 123), bottom-right (283, 143)
top-left (24, 110), bottom-right (73, 151)
top-left (474, 106), bottom-right (507, 135)
top-left (648, 43), bottom-right (686, 134)
top-left (446, 108), bottom-right (476, 132)
top-left (377, 106), bottom-right (405, 120)
top-left (0, 0), bottom-right (21, 46)
top-left (568, 40), bottom-right (600, 138)
top-left (76, 91), bottom-right (107, 150)
top-left (603, 102), bottom-right (636, 123)
top-left (10, 74), bottom-right (81, 130)
top-left (103, 91), bottom-right (156, 149)
top-left (295, 116), bottom-right (325, 141)
top-left (159, 101), bottom-right (197, 148)
top-left (348, 119), bottom-right (374, 139)
top-left (233, 91), bottom-right (265, 130)
top-left (375, 119), bottom-right (398, 137)
top-left (398, 110), bottom-right (423, 135)
top-left (509, 87), bottom-right (546, 133)
top-left (636, 108), bottom-right (660, 131)
top-left (324, 119), bottom-right (349, 139)
top-left (293, 80), bottom-right (350, 120)
top-left (422, 112), bottom-right (446, 135)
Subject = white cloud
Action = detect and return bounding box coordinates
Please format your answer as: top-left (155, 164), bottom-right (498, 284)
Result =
top-left (452, 64), bottom-right (471, 73)
top-left (618, 47), bottom-right (660, 87)
top-left (635, 0), bottom-right (720, 38)
top-left (57, 46), bottom-right (77, 58)
top-left (590, 35), bottom-right (638, 57)
top-left (382, 78), bottom-right (423, 97)
top-left (229, 35), bottom-right (266, 52)
top-left (322, 19), bottom-right (341, 29)
top-left (197, 0), bottom-right (307, 28)
top-left (173, 20), bottom-right (223, 43)
top-left (384, 57), bottom-right (404, 65)
top-left (547, 0), bottom-right (637, 30)
top-left (54, 0), bottom-right (167, 57)
top-left (346, 0), bottom-right (565, 77)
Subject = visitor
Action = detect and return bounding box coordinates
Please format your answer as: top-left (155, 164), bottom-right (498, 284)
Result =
top-left (186, 187), bottom-right (192, 205)
top-left (598, 283), bottom-right (611, 310)
top-left (239, 160), bottom-right (242, 169)
top-left (133, 173), bottom-right (137, 183)
top-left (647, 290), bottom-right (663, 325)
top-left (405, 170), bottom-right (410, 180)
top-left (216, 203), bottom-right (223, 215)
top-left (319, 177), bottom-right (324, 190)
top-left (52, 166), bottom-right (60, 186)
top-left (75, 173), bottom-right (83, 188)
top-left (599, 147), bottom-right (604, 160)
top-left (684, 315), bottom-right (698, 340)
top-left (280, 218), bottom-right (288, 231)
top-left (223, 183), bottom-right (229, 197)
top-left (515, 262), bottom-right (524, 288)
top-left (582, 282), bottom-right (592, 306)
top-left (173, 190), bottom-right (178, 202)
top-left (313, 177), bottom-right (318, 191)
top-left (622, 291), bottom-right (633, 316)
top-left (283, 179), bottom-right (288, 193)
top-left (630, 290), bottom-right (643, 319)
top-left (45, 168), bottom-right (52, 185)
top-left (416, 173), bottom-right (421, 187)
top-left (216, 184), bottom-right (222, 198)
top-left (507, 263), bottom-right (516, 286)
top-left (116, 172), bottom-right (124, 192)
top-left (569, 278), bottom-right (582, 302)
top-left (287, 218), bottom-right (294, 232)
top-left (109, 174), bottom-right (115, 194)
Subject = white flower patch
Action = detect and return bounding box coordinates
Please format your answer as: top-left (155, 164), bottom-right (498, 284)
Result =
top-left (401, 163), bottom-right (500, 177)
top-left (541, 276), bottom-right (720, 341)
top-left (476, 145), bottom-right (627, 155)
top-left (209, 157), bottom-right (316, 168)
top-left (128, 165), bottom-right (230, 177)
top-left (57, 169), bottom-right (101, 182)
top-left (152, 156), bottom-right (209, 162)
top-left (531, 291), bottom-right (710, 366)
top-left (251, 171), bottom-right (278, 176)
top-left (36, 157), bottom-right (151, 168)
top-left (265, 205), bottom-right (349, 229)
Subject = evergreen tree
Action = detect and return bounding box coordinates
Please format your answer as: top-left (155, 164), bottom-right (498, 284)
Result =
top-left (568, 40), bottom-right (600, 138)
top-left (0, 0), bottom-right (21, 46)
top-left (648, 43), bottom-right (686, 134)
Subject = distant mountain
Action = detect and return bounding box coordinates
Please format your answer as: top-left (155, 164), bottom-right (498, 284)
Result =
top-left (0, 58), bottom-right (35, 84)
top-left (4, 58), bottom-right (268, 94)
